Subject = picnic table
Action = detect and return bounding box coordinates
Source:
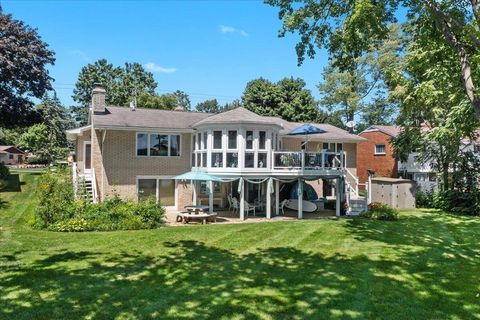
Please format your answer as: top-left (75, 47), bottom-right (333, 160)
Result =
top-left (176, 212), bottom-right (217, 224)
top-left (184, 205), bottom-right (210, 214)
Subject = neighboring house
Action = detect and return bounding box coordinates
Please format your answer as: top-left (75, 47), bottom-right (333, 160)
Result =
top-left (67, 84), bottom-right (367, 219)
top-left (0, 146), bottom-right (26, 165)
top-left (357, 125), bottom-right (400, 189)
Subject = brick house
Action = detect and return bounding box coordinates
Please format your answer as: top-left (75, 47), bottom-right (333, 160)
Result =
top-left (67, 84), bottom-right (367, 218)
top-left (357, 125), bottom-right (400, 188)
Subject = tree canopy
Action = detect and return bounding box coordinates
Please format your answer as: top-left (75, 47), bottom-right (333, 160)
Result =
top-left (242, 77), bottom-right (320, 122)
top-left (195, 99), bottom-right (223, 113)
top-left (266, 0), bottom-right (480, 119)
top-left (0, 11), bottom-right (55, 128)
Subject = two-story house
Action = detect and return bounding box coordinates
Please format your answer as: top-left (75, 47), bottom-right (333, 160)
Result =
top-left (67, 84), bottom-right (367, 219)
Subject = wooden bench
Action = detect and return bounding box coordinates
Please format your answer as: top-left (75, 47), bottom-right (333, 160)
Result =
top-left (176, 212), bottom-right (217, 224)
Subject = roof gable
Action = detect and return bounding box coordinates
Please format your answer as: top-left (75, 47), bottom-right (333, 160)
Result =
top-left (360, 125), bottom-right (400, 137)
top-left (0, 146), bottom-right (25, 154)
top-left (192, 107), bottom-right (281, 127)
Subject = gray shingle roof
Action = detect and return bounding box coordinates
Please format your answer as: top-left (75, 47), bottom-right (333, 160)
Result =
top-left (361, 125), bottom-right (401, 137)
top-left (93, 106), bottom-right (212, 130)
top-left (192, 107), bottom-right (281, 127)
top-left (91, 106), bottom-right (365, 142)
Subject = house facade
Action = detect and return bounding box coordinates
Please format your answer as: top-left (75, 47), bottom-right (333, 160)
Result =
top-left (67, 84), bottom-right (367, 219)
top-left (357, 126), bottom-right (400, 188)
top-left (0, 146), bottom-right (26, 165)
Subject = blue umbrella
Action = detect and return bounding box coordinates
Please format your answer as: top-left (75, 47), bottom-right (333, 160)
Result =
top-left (288, 124), bottom-right (326, 151)
top-left (288, 124), bottom-right (326, 136)
top-left (173, 170), bottom-right (223, 182)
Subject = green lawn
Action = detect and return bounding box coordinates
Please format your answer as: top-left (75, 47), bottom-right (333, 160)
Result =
top-left (1, 171), bottom-right (479, 319)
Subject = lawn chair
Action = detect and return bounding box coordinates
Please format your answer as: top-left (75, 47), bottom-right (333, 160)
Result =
top-left (280, 199), bottom-right (290, 215)
top-left (231, 197), bottom-right (239, 214)
top-left (244, 200), bottom-right (256, 217)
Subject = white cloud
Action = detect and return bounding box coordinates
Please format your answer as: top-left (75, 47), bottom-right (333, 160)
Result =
top-left (144, 62), bottom-right (177, 73)
top-left (220, 25), bottom-right (248, 37)
top-left (71, 49), bottom-right (91, 62)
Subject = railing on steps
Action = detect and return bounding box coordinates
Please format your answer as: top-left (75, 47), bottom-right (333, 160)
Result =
top-left (91, 167), bottom-right (98, 203)
top-left (345, 167), bottom-right (359, 198)
top-left (72, 162), bottom-right (79, 198)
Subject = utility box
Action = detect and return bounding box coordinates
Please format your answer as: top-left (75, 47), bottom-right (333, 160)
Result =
top-left (370, 177), bottom-right (416, 209)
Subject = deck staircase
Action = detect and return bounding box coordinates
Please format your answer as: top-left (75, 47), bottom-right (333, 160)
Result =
top-left (81, 170), bottom-right (95, 203)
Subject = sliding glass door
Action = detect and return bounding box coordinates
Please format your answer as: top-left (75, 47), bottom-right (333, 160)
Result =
top-left (137, 178), bottom-right (176, 207)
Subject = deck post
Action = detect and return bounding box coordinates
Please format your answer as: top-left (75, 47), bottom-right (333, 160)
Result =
top-left (266, 180), bottom-right (272, 219)
top-left (208, 180), bottom-right (214, 213)
top-left (336, 178), bottom-right (341, 217)
top-left (298, 178), bottom-right (303, 219)
top-left (192, 180), bottom-right (197, 205)
top-left (275, 180), bottom-right (280, 215)
top-left (239, 179), bottom-right (245, 220)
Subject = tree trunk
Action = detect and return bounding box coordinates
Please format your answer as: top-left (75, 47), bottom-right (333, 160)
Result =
top-left (423, 0), bottom-right (480, 119)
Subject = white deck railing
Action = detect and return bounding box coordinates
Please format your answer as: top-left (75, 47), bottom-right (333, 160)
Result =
top-left (272, 150), bottom-right (345, 171)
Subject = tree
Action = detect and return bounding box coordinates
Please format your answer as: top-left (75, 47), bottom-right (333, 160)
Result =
top-left (223, 99), bottom-right (243, 111)
top-left (318, 25), bottom-right (401, 132)
top-left (195, 99), bottom-right (223, 113)
top-left (0, 10), bottom-right (55, 128)
top-left (173, 90), bottom-right (191, 110)
top-left (242, 77), bottom-right (320, 122)
top-left (266, 0), bottom-right (480, 120)
top-left (72, 59), bottom-right (157, 122)
top-left (36, 92), bottom-right (74, 148)
top-left (137, 92), bottom-right (178, 110)
top-left (17, 124), bottom-right (50, 157)
top-left (390, 18), bottom-right (480, 192)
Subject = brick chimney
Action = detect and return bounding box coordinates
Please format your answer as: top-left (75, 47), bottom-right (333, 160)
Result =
top-left (91, 83), bottom-right (106, 113)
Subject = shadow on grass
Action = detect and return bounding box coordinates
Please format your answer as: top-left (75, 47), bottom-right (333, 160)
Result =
top-left (0, 174), bottom-right (25, 192)
top-left (1, 235), bottom-right (478, 319)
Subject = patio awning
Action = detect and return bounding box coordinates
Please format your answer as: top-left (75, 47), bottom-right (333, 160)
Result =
top-left (173, 171), bottom-right (223, 182)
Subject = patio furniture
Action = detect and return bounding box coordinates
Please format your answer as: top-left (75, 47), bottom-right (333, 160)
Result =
top-left (184, 204), bottom-right (210, 214)
top-left (253, 199), bottom-right (265, 211)
top-left (177, 212), bottom-right (217, 224)
top-left (232, 197), bottom-right (239, 214)
top-left (227, 194), bottom-right (233, 211)
top-left (244, 200), bottom-right (256, 217)
top-left (280, 199), bottom-right (290, 215)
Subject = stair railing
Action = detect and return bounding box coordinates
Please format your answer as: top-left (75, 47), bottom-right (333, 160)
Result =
top-left (72, 162), bottom-right (78, 198)
top-left (344, 167), bottom-right (359, 198)
top-left (91, 167), bottom-right (98, 203)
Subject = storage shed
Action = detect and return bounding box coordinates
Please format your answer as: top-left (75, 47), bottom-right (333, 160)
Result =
top-left (370, 177), bottom-right (416, 209)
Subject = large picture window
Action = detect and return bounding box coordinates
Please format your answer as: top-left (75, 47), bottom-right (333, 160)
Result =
top-left (137, 133), bottom-right (181, 157)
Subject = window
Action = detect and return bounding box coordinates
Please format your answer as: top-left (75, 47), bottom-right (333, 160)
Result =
top-left (226, 152), bottom-right (238, 168)
top-left (137, 134), bottom-right (148, 156)
top-left (211, 152), bottom-right (223, 167)
top-left (9, 154), bottom-right (14, 160)
top-left (213, 131), bottom-right (222, 149)
top-left (337, 143), bottom-right (343, 151)
top-left (259, 131), bottom-right (266, 150)
top-left (322, 143), bottom-right (329, 150)
top-left (245, 152), bottom-right (254, 168)
top-left (228, 130), bottom-right (237, 149)
top-left (200, 181), bottom-right (221, 194)
top-left (246, 131), bottom-right (253, 149)
top-left (202, 132), bottom-right (207, 150)
top-left (150, 134), bottom-right (168, 156)
top-left (137, 178), bottom-right (175, 206)
top-left (375, 144), bottom-right (386, 155)
top-left (192, 135), bottom-right (197, 151)
top-left (258, 152), bottom-right (267, 168)
top-left (137, 133), bottom-right (181, 157)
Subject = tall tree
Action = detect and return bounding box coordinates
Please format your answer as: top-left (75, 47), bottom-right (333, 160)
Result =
top-left (242, 77), bottom-right (320, 122)
top-left (318, 25), bottom-right (401, 131)
top-left (72, 59), bottom-right (157, 123)
top-left (136, 92), bottom-right (178, 110)
top-left (173, 90), bottom-right (191, 110)
top-left (195, 99), bottom-right (223, 113)
top-left (266, 0), bottom-right (480, 119)
top-left (0, 10), bottom-right (55, 128)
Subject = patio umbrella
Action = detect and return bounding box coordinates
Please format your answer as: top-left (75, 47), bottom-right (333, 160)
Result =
top-left (288, 124), bottom-right (326, 151)
top-left (173, 170), bottom-right (223, 182)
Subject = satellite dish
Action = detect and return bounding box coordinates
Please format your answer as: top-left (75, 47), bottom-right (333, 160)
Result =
top-left (346, 120), bottom-right (356, 128)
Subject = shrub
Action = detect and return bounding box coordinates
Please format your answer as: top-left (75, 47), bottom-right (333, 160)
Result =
top-left (431, 190), bottom-right (480, 216)
top-left (361, 202), bottom-right (399, 221)
top-left (0, 162), bottom-right (9, 189)
top-left (34, 169), bottom-right (166, 231)
top-left (26, 156), bottom-right (50, 165)
top-left (415, 189), bottom-right (434, 208)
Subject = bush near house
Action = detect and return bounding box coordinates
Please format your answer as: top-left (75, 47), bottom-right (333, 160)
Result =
top-left (361, 202), bottom-right (399, 221)
top-left (34, 169), bottom-right (165, 231)
top-left (0, 162), bottom-right (10, 188)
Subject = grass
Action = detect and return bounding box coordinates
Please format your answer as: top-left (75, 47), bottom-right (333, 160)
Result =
top-left (1, 171), bottom-right (479, 319)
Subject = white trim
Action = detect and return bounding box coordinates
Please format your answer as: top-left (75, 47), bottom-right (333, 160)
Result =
top-left (95, 125), bottom-right (194, 133)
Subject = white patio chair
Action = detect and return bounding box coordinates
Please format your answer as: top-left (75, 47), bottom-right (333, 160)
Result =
top-left (244, 200), bottom-right (256, 217)
top-left (231, 197), bottom-right (239, 214)
top-left (280, 199), bottom-right (290, 215)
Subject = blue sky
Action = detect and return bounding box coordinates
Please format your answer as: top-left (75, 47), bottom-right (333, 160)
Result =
top-left (3, 0), bottom-right (329, 107)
